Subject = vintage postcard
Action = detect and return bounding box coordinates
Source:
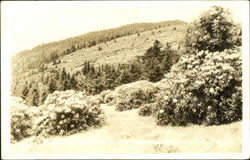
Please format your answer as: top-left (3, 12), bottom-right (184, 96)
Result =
top-left (1, 1), bottom-right (249, 159)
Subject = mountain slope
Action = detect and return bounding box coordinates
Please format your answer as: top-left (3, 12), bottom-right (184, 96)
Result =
top-left (57, 23), bottom-right (187, 73)
top-left (11, 20), bottom-right (187, 96)
top-left (11, 20), bottom-right (186, 75)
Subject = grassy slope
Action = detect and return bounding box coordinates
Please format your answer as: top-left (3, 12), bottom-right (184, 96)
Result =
top-left (56, 24), bottom-right (186, 73)
top-left (11, 105), bottom-right (241, 155)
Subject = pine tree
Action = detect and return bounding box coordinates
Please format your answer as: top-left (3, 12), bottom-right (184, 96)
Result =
top-left (69, 74), bottom-right (77, 90)
top-left (21, 82), bottom-right (29, 100)
top-left (48, 78), bottom-right (57, 93)
top-left (63, 79), bottom-right (70, 90)
top-left (138, 40), bottom-right (177, 82)
top-left (61, 67), bottom-right (67, 80)
top-left (31, 88), bottom-right (39, 106)
top-left (40, 90), bottom-right (48, 105)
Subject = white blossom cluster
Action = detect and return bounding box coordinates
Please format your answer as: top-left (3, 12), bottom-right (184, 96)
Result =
top-left (155, 47), bottom-right (242, 126)
top-left (34, 90), bottom-right (105, 142)
top-left (11, 97), bottom-right (38, 143)
top-left (113, 80), bottom-right (159, 111)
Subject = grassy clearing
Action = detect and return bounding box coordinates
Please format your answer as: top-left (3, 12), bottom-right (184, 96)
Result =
top-left (11, 104), bottom-right (241, 154)
top-left (56, 24), bottom-right (187, 73)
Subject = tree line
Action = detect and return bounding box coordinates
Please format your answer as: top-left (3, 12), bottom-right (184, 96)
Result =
top-left (16, 40), bottom-right (179, 106)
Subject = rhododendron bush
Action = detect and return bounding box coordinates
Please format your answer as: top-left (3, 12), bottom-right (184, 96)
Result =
top-left (184, 6), bottom-right (241, 53)
top-left (138, 103), bottom-right (156, 116)
top-left (34, 90), bottom-right (105, 140)
top-left (114, 81), bottom-right (159, 111)
top-left (11, 97), bottom-right (40, 143)
top-left (99, 89), bottom-right (115, 105)
top-left (155, 47), bottom-right (242, 126)
top-left (85, 94), bottom-right (102, 107)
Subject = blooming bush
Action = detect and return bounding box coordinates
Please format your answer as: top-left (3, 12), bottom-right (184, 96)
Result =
top-left (184, 6), bottom-right (241, 53)
top-left (34, 90), bottom-right (105, 140)
top-left (99, 89), bottom-right (115, 105)
top-left (114, 81), bottom-right (159, 111)
top-left (99, 90), bottom-right (111, 101)
top-left (85, 94), bottom-right (102, 107)
top-left (155, 47), bottom-right (242, 126)
top-left (11, 97), bottom-right (39, 143)
top-left (138, 103), bottom-right (156, 116)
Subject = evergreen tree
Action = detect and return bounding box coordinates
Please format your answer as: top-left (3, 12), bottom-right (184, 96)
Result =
top-left (63, 79), bottom-right (70, 90)
top-left (139, 40), bottom-right (163, 82)
top-left (21, 82), bottom-right (29, 100)
top-left (40, 90), bottom-right (48, 105)
top-left (69, 74), bottom-right (78, 90)
top-left (139, 40), bottom-right (178, 82)
top-left (48, 78), bottom-right (57, 93)
top-left (61, 67), bottom-right (67, 80)
top-left (31, 88), bottom-right (39, 106)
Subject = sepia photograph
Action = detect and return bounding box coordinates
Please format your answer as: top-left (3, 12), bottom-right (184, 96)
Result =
top-left (1, 0), bottom-right (249, 159)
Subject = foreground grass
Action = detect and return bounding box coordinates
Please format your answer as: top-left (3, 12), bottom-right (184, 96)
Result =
top-left (11, 105), bottom-right (241, 154)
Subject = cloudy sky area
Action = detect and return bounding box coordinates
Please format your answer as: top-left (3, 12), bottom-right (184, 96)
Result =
top-left (1, 1), bottom-right (245, 56)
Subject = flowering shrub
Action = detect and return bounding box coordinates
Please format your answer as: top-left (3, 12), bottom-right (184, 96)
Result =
top-left (99, 89), bottom-right (115, 105)
top-left (138, 103), bottom-right (155, 116)
top-left (114, 81), bottom-right (159, 111)
top-left (184, 6), bottom-right (241, 53)
top-left (11, 97), bottom-right (39, 143)
top-left (99, 90), bottom-right (111, 101)
top-left (34, 90), bottom-right (105, 140)
top-left (155, 47), bottom-right (242, 126)
top-left (85, 94), bottom-right (102, 107)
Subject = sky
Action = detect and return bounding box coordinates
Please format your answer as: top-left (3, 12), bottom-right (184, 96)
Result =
top-left (1, 1), bottom-right (245, 56)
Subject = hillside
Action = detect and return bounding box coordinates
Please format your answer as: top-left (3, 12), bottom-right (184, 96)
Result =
top-left (11, 20), bottom-right (187, 98)
top-left (11, 105), bottom-right (241, 155)
top-left (57, 23), bottom-right (186, 73)
top-left (11, 20), bottom-right (186, 76)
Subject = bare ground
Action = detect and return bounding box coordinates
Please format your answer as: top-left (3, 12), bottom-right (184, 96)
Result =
top-left (11, 104), bottom-right (242, 154)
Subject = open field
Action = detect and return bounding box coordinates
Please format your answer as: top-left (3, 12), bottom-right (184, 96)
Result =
top-left (11, 105), bottom-right (241, 154)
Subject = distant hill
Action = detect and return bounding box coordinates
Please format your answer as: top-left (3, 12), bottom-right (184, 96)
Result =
top-left (11, 20), bottom-right (186, 76)
top-left (11, 20), bottom-right (188, 100)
